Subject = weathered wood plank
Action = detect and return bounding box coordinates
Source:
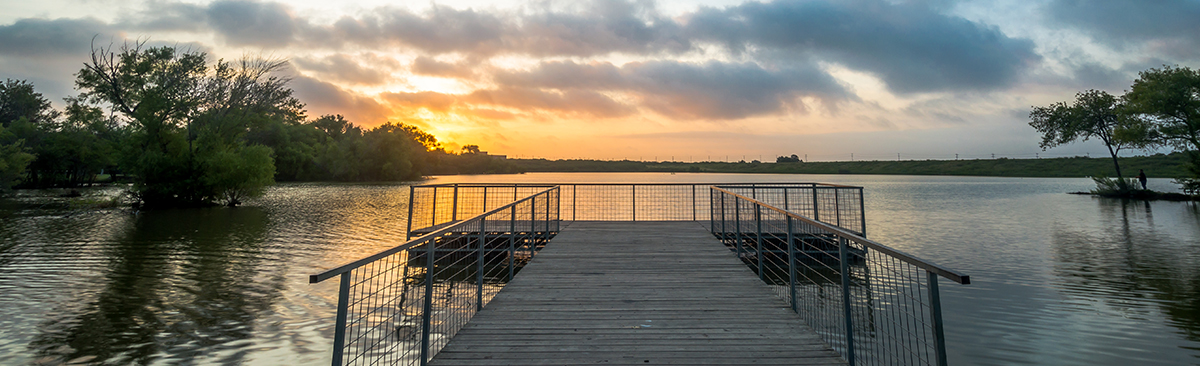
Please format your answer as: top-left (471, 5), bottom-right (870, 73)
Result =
top-left (428, 221), bottom-right (846, 366)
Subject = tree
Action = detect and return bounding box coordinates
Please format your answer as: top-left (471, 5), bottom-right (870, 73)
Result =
top-left (1124, 65), bottom-right (1200, 180)
top-left (0, 124), bottom-right (35, 191)
top-left (0, 79), bottom-right (60, 128)
top-left (75, 41), bottom-right (299, 207)
top-left (1029, 89), bottom-right (1151, 181)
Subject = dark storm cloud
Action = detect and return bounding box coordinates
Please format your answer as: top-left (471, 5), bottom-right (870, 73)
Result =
top-left (1046, 0), bottom-right (1200, 59)
top-left (496, 59), bottom-right (849, 119)
top-left (0, 18), bottom-right (117, 57)
top-left (684, 0), bottom-right (1039, 93)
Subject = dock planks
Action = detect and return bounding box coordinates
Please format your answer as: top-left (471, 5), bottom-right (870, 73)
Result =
top-left (428, 221), bottom-right (847, 366)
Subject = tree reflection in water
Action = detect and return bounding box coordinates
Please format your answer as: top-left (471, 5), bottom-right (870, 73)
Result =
top-left (1052, 199), bottom-right (1200, 353)
top-left (29, 208), bottom-right (284, 365)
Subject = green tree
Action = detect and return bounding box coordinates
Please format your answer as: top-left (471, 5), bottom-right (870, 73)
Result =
top-left (1030, 89), bottom-right (1151, 181)
top-left (0, 79), bottom-right (60, 128)
top-left (1124, 65), bottom-right (1200, 181)
top-left (0, 124), bottom-right (35, 191)
top-left (76, 42), bottom-right (299, 207)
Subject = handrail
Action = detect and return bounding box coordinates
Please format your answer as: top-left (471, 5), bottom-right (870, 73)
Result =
top-left (413, 182), bottom-right (851, 187)
top-left (711, 186), bottom-right (969, 285)
top-left (309, 186), bottom-right (558, 284)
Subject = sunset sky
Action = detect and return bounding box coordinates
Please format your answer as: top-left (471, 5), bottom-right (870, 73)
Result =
top-left (2, 0), bottom-right (1198, 161)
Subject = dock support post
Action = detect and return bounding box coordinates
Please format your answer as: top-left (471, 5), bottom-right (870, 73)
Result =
top-left (839, 237), bottom-right (856, 366)
top-left (928, 271), bottom-right (948, 366)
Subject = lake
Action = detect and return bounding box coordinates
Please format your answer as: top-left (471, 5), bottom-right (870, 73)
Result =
top-left (1, 173), bottom-right (1197, 365)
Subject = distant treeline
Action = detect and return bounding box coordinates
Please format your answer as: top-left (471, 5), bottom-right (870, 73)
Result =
top-left (511, 153), bottom-right (1191, 178)
top-left (0, 43), bottom-right (518, 208)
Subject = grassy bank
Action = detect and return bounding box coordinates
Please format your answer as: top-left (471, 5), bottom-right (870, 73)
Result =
top-left (512, 152), bottom-right (1190, 178)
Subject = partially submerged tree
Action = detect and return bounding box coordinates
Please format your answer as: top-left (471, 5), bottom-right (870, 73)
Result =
top-left (76, 41), bottom-right (301, 207)
top-left (1029, 89), bottom-right (1151, 182)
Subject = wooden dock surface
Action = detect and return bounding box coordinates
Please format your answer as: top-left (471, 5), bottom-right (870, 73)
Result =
top-left (429, 221), bottom-right (847, 365)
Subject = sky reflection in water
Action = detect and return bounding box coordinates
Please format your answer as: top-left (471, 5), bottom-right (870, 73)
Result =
top-left (0, 174), bottom-right (1198, 365)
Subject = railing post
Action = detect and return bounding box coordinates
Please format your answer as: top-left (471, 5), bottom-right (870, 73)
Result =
top-left (812, 187), bottom-right (820, 221)
top-left (834, 188), bottom-right (841, 227)
top-left (734, 199), bottom-right (742, 260)
top-left (572, 185), bottom-right (577, 221)
top-left (858, 188), bottom-right (867, 237)
top-left (787, 216), bottom-right (797, 313)
top-left (720, 191), bottom-right (726, 243)
top-left (530, 196), bottom-right (536, 256)
top-left (632, 185), bottom-right (637, 221)
top-left (509, 205), bottom-right (516, 281)
top-left (482, 186), bottom-right (488, 214)
top-left (928, 271), bottom-right (948, 366)
top-left (839, 237), bottom-right (856, 366)
top-left (692, 184), bottom-right (697, 221)
top-left (420, 239), bottom-right (435, 366)
top-left (755, 205), bottom-right (763, 280)
top-left (406, 186), bottom-right (416, 240)
top-left (431, 187), bottom-right (438, 227)
top-left (477, 217), bottom-right (485, 312)
top-left (331, 272), bottom-right (351, 366)
top-left (783, 187), bottom-right (790, 213)
top-left (451, 184), bottom-right (459, 222)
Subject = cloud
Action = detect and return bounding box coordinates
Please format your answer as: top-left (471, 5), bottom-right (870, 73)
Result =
top-left (290, 75), bottom-right (390, 125)
top-left (293, 54), bottom-right (396, 85)
top-left (509, 0), bottom-right (691, 56)
top-left (466, 87), bottom-right (635, 118)
top-left (206, 0), bottom-right (305, 48)
top-left (0, 18), bottom-right (118, 57)
top-left (410, 56), bottom-right (475, 79)
top-left (382, 91), bottom-right (461, 113)
top-left (684, 0), bottom-right (1040, 93)
top-left (1046, 0), bottom-right (1200, 60)
top-left (496, 59), bottom-right (849, 120)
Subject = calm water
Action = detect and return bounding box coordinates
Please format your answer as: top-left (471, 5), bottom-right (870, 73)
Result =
top-left (1, 173), bottom-right (1198, 365)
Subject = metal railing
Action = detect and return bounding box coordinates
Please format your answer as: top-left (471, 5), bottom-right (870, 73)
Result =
top-left (409, 183), bottom-right (863, 230)
top-left (309, 187), bottom-right (560, 366)
top-left (710, 186), bottom-right (969, 366)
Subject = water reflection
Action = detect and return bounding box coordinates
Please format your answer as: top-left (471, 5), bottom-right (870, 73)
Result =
top-left (27, 208), bottom-right (283, 365)
top-left (1051, 199), bottom-right (1200, 362)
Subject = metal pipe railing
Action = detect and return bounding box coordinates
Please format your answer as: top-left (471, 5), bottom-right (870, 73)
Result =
top-left (310, 187), bottom-right (560, 366)
top-left (710, 186), bottom-right (969, 366)
top-left (409, 183), bottom-right (865, 232)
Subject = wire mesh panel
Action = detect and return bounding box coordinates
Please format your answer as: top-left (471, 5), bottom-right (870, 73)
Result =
top-left (717, 184), bottom-right (865, 235)
top-left (710, 187), bottom-right (968, 366)
top-left (312, 187), bottom-right (560, 366)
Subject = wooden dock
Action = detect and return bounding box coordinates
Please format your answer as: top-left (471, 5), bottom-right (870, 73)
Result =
top-left (428, 221), bottom-right (847, 365)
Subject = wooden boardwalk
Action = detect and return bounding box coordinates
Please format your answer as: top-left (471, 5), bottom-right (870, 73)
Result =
top-left (429, 221), bottom-right (847, 365)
